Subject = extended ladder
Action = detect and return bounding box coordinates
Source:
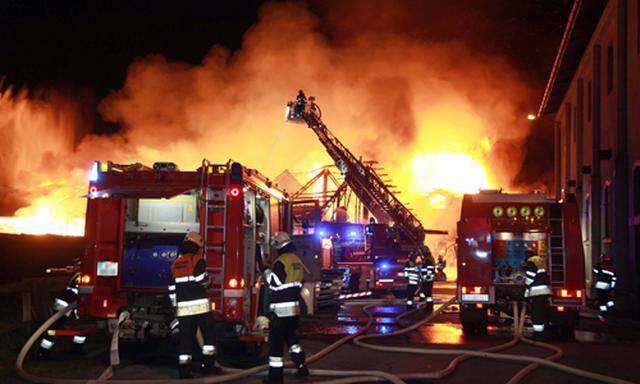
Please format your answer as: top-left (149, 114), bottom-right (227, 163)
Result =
top-left (288, 93), bottom-right (446, 246)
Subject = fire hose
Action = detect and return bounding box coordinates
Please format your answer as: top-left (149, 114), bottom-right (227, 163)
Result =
top-left (16, 301), bottom-right (405, 384)
top-left (349, 298), bottom-right (634, 384)
top-left (16, 298), bottom-right (636, 384)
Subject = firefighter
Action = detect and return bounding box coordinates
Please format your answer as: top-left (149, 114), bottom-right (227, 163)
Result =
top-left (37, 272), bottom-right (86, 358)
top-left (418, 247), bottom-right (435, 311)
top-left (593, 253), bottom-right (617, 320)
top-left (436, 254), bottom-right (447, 281)
top-left (523, 253), bottom-right (551, 338)
top-left (169, 232), bottom-right (219, 379)
top-left (403, 252), bottom-right (420, 307)
top-left (264, 231), bottom-right (309, 384)
top-left (294, 90), bottom-right (307, 116)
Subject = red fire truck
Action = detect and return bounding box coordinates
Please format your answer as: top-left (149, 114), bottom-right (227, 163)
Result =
top-left (286, 91), bottom-right (446, 297)
top-left (77, 159), bottom-right (291, 341)
top-left (457, 190), bottom-right (586, 335)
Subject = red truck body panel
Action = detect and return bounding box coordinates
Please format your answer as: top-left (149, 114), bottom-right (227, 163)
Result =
top-left (456, 191), bottom-right (586, 308)
top-left (78, 160), bottom-right (290, 329)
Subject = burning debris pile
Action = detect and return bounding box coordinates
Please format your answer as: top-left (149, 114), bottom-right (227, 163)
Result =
top-left (1, 2), bottom-right (538, 238)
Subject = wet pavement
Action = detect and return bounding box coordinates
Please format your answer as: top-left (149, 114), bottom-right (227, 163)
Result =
top-left (7, 281), bottom-right (640, 383)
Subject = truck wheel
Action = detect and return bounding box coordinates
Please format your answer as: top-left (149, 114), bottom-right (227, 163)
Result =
top-left (460, 305), bottom-right (488, 335)
top-left (550, 309), bottom-right (578, 340)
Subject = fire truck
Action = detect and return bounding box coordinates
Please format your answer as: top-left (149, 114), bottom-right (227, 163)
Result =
top-left (77, 159), bottom-right (292, 342)
top-left (285, 91), bottom-right (447, 296)
top-left (456, 190), bottom-right (586, 335)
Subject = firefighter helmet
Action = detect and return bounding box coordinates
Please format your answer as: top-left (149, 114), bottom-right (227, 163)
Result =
top-left (527, 255), bottom-right (545, 269)
top-left (184, 231), bottom-right (203, 248)
top-left (254, 315), bottom-right (270, 331)
top-left (270, 231), bottom-right (292, 250)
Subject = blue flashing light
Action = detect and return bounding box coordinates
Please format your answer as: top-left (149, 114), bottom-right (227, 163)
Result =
top-left (88, 162), bottom-right (99, 182)
top-left (317, 229), bottom-right (327, 238)
top-left (349, 230), bottom-right (358, 238)
top-left (379, 262), bottom-right (390, 271)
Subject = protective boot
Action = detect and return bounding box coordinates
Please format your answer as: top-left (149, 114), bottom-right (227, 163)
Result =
top-left (263, 368), bottom-right (284, 384)
top-left (291, 349), bottom-right (309, 378)
top-left (297, 364), bottom-right (310, 378)
top-left (202, 356), bottom-right (222, 374)
top-left (179, 364), bottom-right (194, 379)
top-left (37, 346), bottom-right (51, 360)
top-left (70, 342), bottom-right (86, 355)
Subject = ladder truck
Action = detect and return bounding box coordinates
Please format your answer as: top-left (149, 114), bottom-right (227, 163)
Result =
top-left (285, 91), bottom-right (446, 295)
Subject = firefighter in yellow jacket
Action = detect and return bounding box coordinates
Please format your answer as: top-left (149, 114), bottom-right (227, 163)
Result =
top-left (169, 232), bottom-right (219, 379)
top-left (264, 232), bottom-right (309, 384)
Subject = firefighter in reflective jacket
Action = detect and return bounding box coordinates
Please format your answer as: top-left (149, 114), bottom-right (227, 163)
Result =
top-left (523, 254), bottom-right (551, 337)
top-left (169, 232), bottom-right (219, 379)
top-left (593, 253), bottom-right (617, 320)
top-left (37, 273), bottom-right (86, 358)
top-left (264, 231), bottom-right (309, 384)
top-left (418, 248), bottom-right (436, 310)
top-left (403, 253), bottom-right (420, 307)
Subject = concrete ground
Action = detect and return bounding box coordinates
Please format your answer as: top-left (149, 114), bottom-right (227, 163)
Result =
top-left (4, 282), bottom-right (640, 383)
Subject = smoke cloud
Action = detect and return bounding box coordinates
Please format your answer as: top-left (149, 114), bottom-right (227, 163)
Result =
top-left (1, 1), bottom-right (537, 241)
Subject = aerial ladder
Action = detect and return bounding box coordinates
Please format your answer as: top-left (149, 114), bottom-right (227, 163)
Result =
top-left (285, 91), bottom-right (447, 252)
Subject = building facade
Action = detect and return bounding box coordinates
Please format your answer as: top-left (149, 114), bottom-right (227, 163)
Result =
top-left (539, 0), bottom-right (640, 317)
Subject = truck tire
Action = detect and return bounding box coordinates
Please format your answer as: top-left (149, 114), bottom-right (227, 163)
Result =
top-left (460, 305), bottom-right (488, 335)
top-left (550, 308), bottom-right (578, 340)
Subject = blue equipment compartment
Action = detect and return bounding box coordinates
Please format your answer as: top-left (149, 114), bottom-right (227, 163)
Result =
top-left (121, 234), bottom-right (184, 289)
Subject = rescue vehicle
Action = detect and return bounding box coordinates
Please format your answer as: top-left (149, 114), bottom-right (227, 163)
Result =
top-left (456, 190), bottom-right (586, 335)
top-left (77, 159), bottom-right (293, 343)
top-left (286, 91), bottom-right (447, 297)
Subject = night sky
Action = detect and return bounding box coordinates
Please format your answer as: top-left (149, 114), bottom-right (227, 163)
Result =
top-left (0, 0), bottom-right (573, 133)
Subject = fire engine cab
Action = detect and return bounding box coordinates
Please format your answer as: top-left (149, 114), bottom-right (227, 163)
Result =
top-left (457, 190), bottom-right (586, 335)
top-left (77, 159), bottom-right (291, 342)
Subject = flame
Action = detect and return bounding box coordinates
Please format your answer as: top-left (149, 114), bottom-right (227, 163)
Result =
top-left (412, 152), bottom-right (491, 203)
top-left (0, 204), bottom-right (84, 236)
top-left (0, 2), bottom-right (532, 237)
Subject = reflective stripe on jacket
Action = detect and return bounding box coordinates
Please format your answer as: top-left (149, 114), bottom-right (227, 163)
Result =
top-left (268, 252), bottom-right (304, 317)
top-left (420, 262), bottom-right (435, 282)
top-left (403, 262), bottom-right (420, 285)
top-left (593, 264), bottom-right (617, 290)
top-left (524, 261), bottom-right (551, 298)
top-left (170, 250), bottom-right (210, 317)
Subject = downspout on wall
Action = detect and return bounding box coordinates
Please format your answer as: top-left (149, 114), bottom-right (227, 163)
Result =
top-left (591, 44), bottom-right (602, 270)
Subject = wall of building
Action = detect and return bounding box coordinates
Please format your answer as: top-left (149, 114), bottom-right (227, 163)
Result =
top-left (554, 0), bottom-right (639, 317)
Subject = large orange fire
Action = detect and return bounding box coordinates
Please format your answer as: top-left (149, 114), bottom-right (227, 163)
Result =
top-left (0, 2), bottom-right (531, 243)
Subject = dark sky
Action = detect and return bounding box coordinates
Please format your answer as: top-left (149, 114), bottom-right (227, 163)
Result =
top-left (0, 0), bottom-right (573, 132)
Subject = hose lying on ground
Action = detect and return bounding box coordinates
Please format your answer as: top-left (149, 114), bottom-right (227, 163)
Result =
top-left (353, 299), bottom-right (635, 384)
top-left (17, 297), bottom-right (636, 384)
top-left (16, 301), bottom-right (406, 384)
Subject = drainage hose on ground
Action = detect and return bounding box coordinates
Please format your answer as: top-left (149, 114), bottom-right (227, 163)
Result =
top-left (353, 299), bottom-right (635, 384)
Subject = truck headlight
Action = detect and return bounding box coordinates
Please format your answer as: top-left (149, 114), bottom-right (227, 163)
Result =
top-left (97, 261), bottom-right (119, 276)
